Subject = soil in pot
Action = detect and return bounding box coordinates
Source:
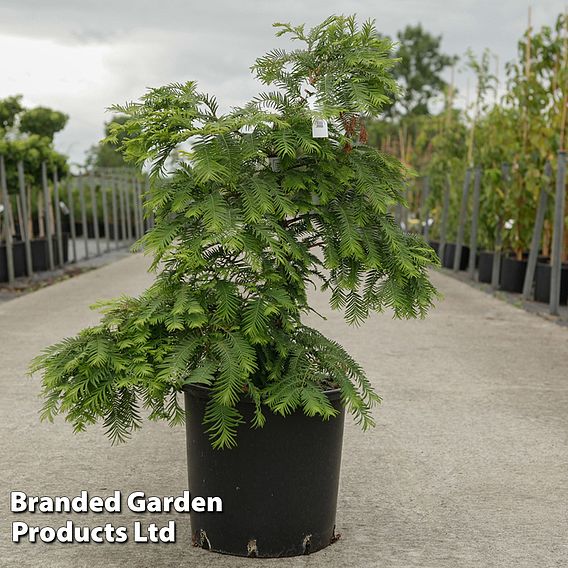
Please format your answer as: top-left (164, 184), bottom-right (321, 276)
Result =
top-left (500, 256), bottom-right (527, 293)
top-left (534, 262), bottom-right (568, 305)
top-left (442, 243), bottom-right (469, 271)
top-left (184, 385), bottom-right (345, 558)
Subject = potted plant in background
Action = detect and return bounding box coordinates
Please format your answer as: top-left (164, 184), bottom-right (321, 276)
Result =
top-left (30, 16), bottom-right (438, 558)
top-left (496, 15), bottom-right (564, 294)
top-left (474, 105), bottom-right (520, 285)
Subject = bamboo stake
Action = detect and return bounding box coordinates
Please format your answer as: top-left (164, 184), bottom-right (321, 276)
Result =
top-left (398, 127), bottom-right (406, 163)
top-left (89, 175), bottom-right (101, 256)
top-left (559, 10), bottom-right (568, 151)
top-left (41, 161), bottom-right (55, 271)
top-left (522, 6), bottom-right (532, 151)
top-left (137, 178), bottom-right (144, 235)
top-left (118, 179), bottom-right (127, 246)
top-left (15, 194), bottom-right (24, 239)
top-left (438, 174), bottom-right (451, 265)
top-left (102, 188), bottom-right (110, 253)
top-left (147, 176), bottom-right (154, 230)
top-left (522, 162), bottom-right (552, 299)
top-left (67, 178), bottom-right (77, 263)
top-left (17, 162), bottom-right (33, 276)
top-left (53, 169), bottom-right (64, 266)
top-left (515, 13), bottom-right (533, 258)
top-left (111, 182), bottom-right (119, 248)
top-left (8, 192), bottom-right (16, 237)
top-left (26, 184), bottom-right (33, 239)
top-left (422, 176), bottom-right (431, 241)
top-left (0, 155), bottom-right (15, 284)
top-left (467, 72), bottom-right (482, 166)
top-left (492, 164), bottom-right (510, 290)
top-left (37, 191), bottom-right (44, 238)
top-left (79, 175), bottom-right (89, 260)
top-left (550, 151), bottom-right (566, 315)
top-left (125, 179), bottom-right (133, 242)
top-left (131, 178), bottom-right (140, 240)
top-left (467, 166), bottom-right (482, 279)
top-left (555, 11), bottom-right (568, 267)
top-left (454, 168), bottom-right (472, 272)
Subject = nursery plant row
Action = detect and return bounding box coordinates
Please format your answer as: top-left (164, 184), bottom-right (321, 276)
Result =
top-left (372, 11), bottom-right (568, 315)
top-left (0, 158), bottom-right (152, 283)
top-left (414, 151), bottom-right (567, 313)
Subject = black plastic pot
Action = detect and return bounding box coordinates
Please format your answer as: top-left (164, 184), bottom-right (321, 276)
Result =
top-left (184, 385), bottom-right (345, 558)
top-left (442, 243), bottom-right (469, 270)
top-left (1, 238), bottom-right (71, 281)
top-left (0, 241), bottom-right (26, 281)
top-left (428, 241), bottom-right (439, 255)
top-left (534, 262), bottom-right (568, 305)
top-left (30, 235), bottom-right (69, 271)
top-left (500, 256), bottom-right (527, 293)
top-left (478, 251), bottom-right (494, 283)
top-left (75, 221), bottom-right (128, 240)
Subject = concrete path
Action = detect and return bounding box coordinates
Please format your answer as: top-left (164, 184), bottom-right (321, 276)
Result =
top-left (0, 240), bottom-right (132, 303)
top-left (1, 255), bottom-right (567, 568)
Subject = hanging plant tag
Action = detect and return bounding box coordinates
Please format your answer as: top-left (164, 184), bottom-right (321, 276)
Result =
top-left (312, 119), bottom-right (328, 138)
top-left (268, 157), bottom-right (281, 172)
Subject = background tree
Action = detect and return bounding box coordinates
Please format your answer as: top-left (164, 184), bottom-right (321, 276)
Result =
top-left (390, 24), bottom-right (457, 118)
top-left (0, 97), bottom-right (69, 192)
top-left (367, 24), bottom-right (457, 171)
top-left (0, 95), bottom-right (24, 132)
top-left (0, 135), bottom-right (69, 191)
top-left (502, 12), bottom-right (567, 258)
top-left (85, 115), bottom-right (129, 170)
top-left (19, 107), bottom-right (68, 140)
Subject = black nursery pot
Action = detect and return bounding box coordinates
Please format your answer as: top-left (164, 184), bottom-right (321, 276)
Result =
top-left (30, 234), bottom-right (70, 271)
top-left (1, 237), bottom-right (69, 281)
top-left (534, 262), bottom-right (568, 305)
top-left (500, 256), bottom-right (527, 293)
top-left (442, 243), bottom-right (469, 270)
top-left (428, 241), bottom-right (439, 255)
top-left (478, 251), bottom-right (494, 283)
top-left (184, 385), bottom-right (345, 558)
top-left (0, 241), bottom-right (26, 281)
top-left (74, 221), bottom-right (106, 238)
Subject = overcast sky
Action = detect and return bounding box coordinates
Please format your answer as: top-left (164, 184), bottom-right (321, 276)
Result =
top-left (0, 0), bottom-right (565, 165)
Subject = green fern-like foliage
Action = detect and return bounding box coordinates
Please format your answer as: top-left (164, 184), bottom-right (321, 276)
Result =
top-left (30, 16), bottom-right (439, 449)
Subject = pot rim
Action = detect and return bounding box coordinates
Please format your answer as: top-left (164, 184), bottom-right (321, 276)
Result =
top-left (183, 382), bottom-right (343, 402)
top-left (535, 261), bottom-right (568, 269)
top-left (502, 256), bottom-right (528, 264)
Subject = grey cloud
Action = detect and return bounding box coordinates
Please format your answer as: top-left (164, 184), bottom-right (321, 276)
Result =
top-left (1, 0), bottom-right (566, 164)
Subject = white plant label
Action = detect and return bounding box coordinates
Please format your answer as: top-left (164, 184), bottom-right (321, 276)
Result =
top-left (312, 119), bottom-right (329, 138)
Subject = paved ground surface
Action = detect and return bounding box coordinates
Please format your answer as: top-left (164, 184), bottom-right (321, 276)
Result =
top-left (0, 240), bottom-right (132, 303)
top-left (445, 268), bottom-right (568, 327)
top-left (1, 254), bottom-right (567, 568)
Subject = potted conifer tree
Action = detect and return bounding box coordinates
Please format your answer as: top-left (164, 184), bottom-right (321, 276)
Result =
top-left (30, 16), bottom-right (438, 558)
